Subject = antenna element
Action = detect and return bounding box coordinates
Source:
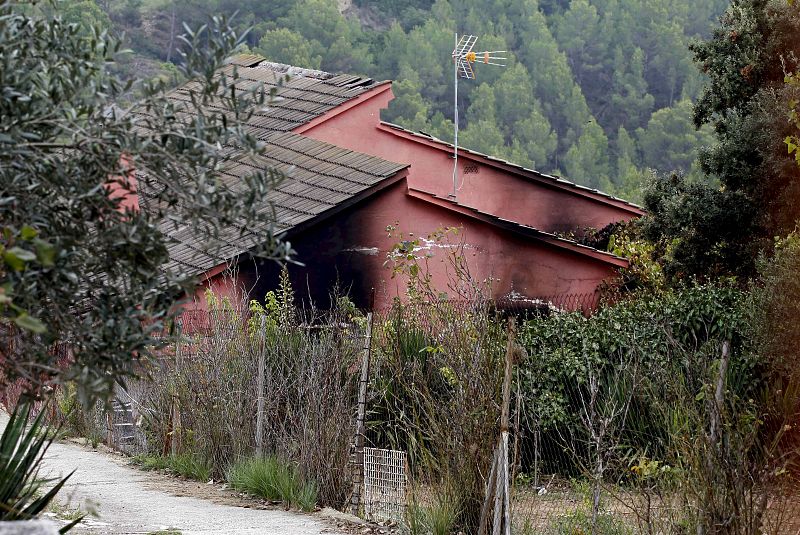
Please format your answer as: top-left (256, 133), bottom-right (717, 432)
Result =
top-left (450, 34), bottom-right (507, 199)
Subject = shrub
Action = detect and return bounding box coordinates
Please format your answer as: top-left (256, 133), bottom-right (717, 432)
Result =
top-left (133, 274), bottom-right (360, 506)
top-left (515, 280), bottom-right (800, 533)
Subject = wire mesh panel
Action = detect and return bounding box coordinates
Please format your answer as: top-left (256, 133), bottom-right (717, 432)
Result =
top-left (363, 447), bottom-right (407, 522)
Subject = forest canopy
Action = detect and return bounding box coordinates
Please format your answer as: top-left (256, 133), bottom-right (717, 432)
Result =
top-left (88, 0), bottom-right (729, 202)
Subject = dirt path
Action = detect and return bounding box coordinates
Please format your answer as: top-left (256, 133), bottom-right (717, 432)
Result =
top-left (0, 410), bottom-right (346, 535)
top-left (38, 438), bottom-right (349, 535)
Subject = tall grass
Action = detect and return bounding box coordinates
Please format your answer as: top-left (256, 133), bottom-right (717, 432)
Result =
top-left (228, 456), bottom-right (317, 511)
top-left (131, 453), bottom-right (212, 481)
top-left (405, 487), bottom-right (461, 535)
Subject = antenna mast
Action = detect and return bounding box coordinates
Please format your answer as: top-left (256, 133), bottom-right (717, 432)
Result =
top-left (450, 34), bottom-right (507, 199)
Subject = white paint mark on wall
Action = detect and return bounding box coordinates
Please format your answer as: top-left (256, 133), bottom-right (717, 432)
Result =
top-left (344, 246), bottom-right (380, 256)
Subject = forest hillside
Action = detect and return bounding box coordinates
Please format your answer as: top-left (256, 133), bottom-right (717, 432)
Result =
top-left (83, 0), bottom-right (729, 201)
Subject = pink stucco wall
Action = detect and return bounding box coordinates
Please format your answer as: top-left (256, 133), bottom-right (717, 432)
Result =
top-left (297, 86), bottom-right (642, 235)
top-left (345, 180), bottom-right (620, 308)
top-left (214, 179), bottom-right (623, 312)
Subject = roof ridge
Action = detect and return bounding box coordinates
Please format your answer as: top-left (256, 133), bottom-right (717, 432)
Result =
top-left (227, 54), bottom-right (380, 88)
top-left (381, 122), bottom-right (643, 211)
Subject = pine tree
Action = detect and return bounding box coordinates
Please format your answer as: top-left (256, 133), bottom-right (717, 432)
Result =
top-left (257, 28), bottom-right (321, 69)
top-left (612, 126), bottom-right (648, 202)
top-left (636, 100), bottom-right (714, 175)
top-left (563, 121), bottom-right (611, 189)
top-left (608, 47), bottom-right (654, 132)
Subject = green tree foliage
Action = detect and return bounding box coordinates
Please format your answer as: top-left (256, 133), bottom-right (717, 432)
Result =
top-left (563, 121), bottom-right (611, 190)
top-left (611, 126), bottom-right (649, 202)
top-left (641, 173), bottom-right (759, 280)
top-left (0, 5), bottom-right (290, 403)
top-left (636, 100), bottom-right (714, 179)
top-left (256, 28), bottom-right (321, 69)
top-left (608, 47), bottom-right (654, 132)
top-left (59, 0), bottom-right (111, 31)
top-left (80, 0), bottom-right (730, 195)
top-left (643, 0), bottom-right (800, 279)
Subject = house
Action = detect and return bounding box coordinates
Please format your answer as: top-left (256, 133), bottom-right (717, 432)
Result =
top-left (150, 54), bottom-right (643, 314)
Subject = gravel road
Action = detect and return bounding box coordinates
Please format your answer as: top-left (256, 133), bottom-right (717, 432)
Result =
top-left (39, 439), bottom-right (346, 535)
top-left (1, 412), bottom-right (346, 535)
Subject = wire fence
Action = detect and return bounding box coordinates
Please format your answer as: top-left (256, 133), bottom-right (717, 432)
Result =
top-left (362, 447), bottom-right (407, 522)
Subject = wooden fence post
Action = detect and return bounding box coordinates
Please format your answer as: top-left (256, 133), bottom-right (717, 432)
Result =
top-left (350, 310), bottom-right (374, 516)
top-left (480, 317), bottom-right (516, 535)
top-left (255, 315), bottom-right (266, 456)
top-left (171, 320), bottom-right (182, 457)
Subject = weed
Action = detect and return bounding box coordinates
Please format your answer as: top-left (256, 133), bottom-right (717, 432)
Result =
top-left (546, 507), bottom-right (631, 535)
top-left (227, 456), bottom-right (317, 511)
top-left (46, 501), bottom-right (85, 523)
top-left (146, 530), bottom-right (183, 535)
top-left (131, 454), bottom-right (169, 471)
top-left (405, 487), bottom-right (460, 535)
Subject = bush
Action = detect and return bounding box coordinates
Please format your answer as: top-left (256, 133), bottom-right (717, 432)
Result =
top-left (369, 300), bottom-right (506, 529)
top-left (374, 226), bottom-right (525, 532)
top-left (53, 383), bottom-right (105, 448)
top-left (515, 280), bottom-right (800, 533)
top-left (228, 456), bottom-right (317, 511)
top-left (517, 282), bottom-right (750, 461)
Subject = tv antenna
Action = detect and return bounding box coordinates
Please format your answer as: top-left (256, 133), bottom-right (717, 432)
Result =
top-left (450, 34), bottom-right (507, 199)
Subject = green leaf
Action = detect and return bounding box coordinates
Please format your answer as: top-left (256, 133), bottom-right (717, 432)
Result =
top-left (4, 247), bottom-right (36, 271)
top-left (33, 239), bottom-right (56, 267)
top-left (20, 225), bottom-right (38, 240)
top-left (13, 314), bottom-right (46, 334)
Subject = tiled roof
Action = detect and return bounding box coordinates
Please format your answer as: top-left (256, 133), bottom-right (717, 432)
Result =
top-left (168, 54), bottom-right (385, 137)
top-left (142, 131), bottom-right (407, 277)
top-left (138, 55), bottom-right (404, 277)
top-left (381, 122), bottom-right (644, 212)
